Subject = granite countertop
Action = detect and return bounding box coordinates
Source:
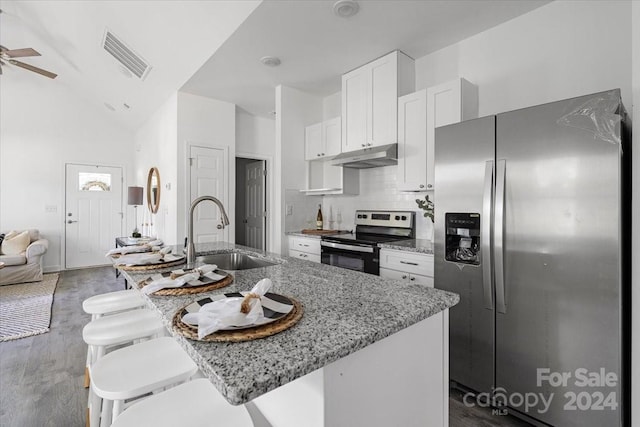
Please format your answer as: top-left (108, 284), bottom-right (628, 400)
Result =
top-left (378, 239), bottom-right (434, 254)
top-left (120, 242), bottom-right (457, 405)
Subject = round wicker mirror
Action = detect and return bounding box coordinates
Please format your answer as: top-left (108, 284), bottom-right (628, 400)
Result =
top-left (147, 167), bottom-right (161, 214)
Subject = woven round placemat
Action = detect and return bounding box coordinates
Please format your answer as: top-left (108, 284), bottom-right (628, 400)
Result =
top-left (115, 257), bottom-right (186, 271)
top-left (138, 274), bottom-right (234, 296)
top-left (172, 297), bottom-right (303, 342)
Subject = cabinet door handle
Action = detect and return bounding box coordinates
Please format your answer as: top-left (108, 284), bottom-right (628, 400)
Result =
top-left (402, 275), bottom-right (407, 279)
top-left (410, 276), bottom-right (416, 281)
top-left (67, 220), bottom-right (78, 224)
top-left (361, 144), bottom-right (366, 147)
top-left (299, 244), bottom-right (309, 247)
top-left (321, 153), bottom-right (325, 156)
top-left (400, 260), bottom-right (419, 266)
top-left (317, 153), bottom-right (321, 157)
top-left (419, 184), bottom-right (425, 189)
top-left (427, 184), bottom-right (433, 189)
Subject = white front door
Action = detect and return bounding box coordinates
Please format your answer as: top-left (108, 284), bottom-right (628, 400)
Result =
top-left (189, 146), bottom-right (228, 243)
top-left (245, 160), bottom-right (266, 250)
top-left (65, 164), bottom-right (123, 268)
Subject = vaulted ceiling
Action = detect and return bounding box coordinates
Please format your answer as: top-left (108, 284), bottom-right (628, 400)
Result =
top-left (0, 0), bottom-right (260, 130)
top-left (0, 0), bottom-right (551, 129)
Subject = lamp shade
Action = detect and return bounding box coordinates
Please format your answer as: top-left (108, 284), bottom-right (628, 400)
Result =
top-left (127, 186), bottom-right (144, 206)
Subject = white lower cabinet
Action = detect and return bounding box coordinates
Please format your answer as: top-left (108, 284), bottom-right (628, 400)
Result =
top-left (379, 249), bottom-right (434, 287)
top-left (288, 236), bottom-right (321, 263)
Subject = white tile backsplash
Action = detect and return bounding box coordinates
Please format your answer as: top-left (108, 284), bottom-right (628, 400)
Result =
top-left (322, 165), bottom-right (434, 239)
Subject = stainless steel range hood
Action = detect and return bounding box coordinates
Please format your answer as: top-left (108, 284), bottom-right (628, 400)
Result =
top-left (331, 144), bottom-right (397, 169)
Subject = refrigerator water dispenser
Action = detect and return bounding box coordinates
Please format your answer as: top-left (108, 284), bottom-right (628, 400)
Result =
top-left (445, 213), bottom-right (480, 265)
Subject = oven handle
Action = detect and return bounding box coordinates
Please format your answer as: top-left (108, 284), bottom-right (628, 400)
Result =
top-left (320, 241), bottom-right (374, 253)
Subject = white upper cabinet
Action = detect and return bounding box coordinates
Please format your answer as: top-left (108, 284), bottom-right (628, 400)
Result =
top-left (341, 67), bottom-right (368, 153)
top-left (425, 78), bottom-right (478, 189)
top-left (304, 117), bottom-right (342, 161)
top-left (323, 116), bottom-right (342, 157)
top-left (341, 51), bottom-right (415, 153)
top-left (398, 89), bottom-right (428, 192)
top-left (304, 122), bottom-right (323, 161)
top-left (397, 78), bottom-right (478, 192)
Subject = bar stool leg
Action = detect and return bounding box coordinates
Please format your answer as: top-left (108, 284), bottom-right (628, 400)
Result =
top-left (112, 399), bottom-right (124, 423)
top-left (89, 384), bottom-right (102, 427)
top-left (100, 398), bottom-right (113, 427)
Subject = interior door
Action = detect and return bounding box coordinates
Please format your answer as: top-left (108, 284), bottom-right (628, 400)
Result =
top-left (495, 93), bottom-right (622, 427)
top-left (245, 160), bottom-right (266, 250)
top-left (189, 146), bottom-right (228, 243)
top-left (65, 164), bottom-right (123, 268)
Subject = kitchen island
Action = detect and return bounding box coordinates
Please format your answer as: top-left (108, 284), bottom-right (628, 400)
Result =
top-left (119, 242), bottom-right (459, 427)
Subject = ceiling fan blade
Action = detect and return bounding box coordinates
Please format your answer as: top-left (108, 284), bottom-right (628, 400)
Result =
top-left (9, 60), bottom-right (57, 79)
top-left (4, 47), bottom-right (41, 58)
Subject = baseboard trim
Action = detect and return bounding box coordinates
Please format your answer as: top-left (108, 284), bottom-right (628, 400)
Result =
top-left (44, 265), bottom-right (62, 273)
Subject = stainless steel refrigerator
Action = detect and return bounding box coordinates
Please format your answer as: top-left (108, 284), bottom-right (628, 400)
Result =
top-left (434, 89), bottom-right (630, 427)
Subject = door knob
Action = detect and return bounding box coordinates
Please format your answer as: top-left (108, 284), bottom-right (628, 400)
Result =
top-left (67, 220), bottom-right (78, 224)
top-left (217, 224), bottom-right (223, 229)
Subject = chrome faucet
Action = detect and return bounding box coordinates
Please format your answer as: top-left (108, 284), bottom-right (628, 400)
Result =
top-left (187, 196), bottom-right (230, 264)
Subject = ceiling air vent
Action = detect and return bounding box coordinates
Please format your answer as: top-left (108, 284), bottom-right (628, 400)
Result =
top-left (102, 30), bottom-right (151, 80)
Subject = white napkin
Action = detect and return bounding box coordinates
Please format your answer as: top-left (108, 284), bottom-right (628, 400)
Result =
top-left (113, 252), bottom-right (163, 266)
top-left (182, 278), bottom-right (273, 339)
top-left (141, 264), bottom-right (220, 295)
top-left (106, 239), bottom-right (164, 257)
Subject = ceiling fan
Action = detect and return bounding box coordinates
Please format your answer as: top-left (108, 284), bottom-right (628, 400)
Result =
top-left (0, 45), bottom-right (57, 79)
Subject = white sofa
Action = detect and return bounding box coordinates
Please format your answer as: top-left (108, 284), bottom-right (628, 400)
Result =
top-left (0, 229), bottom-right (49, 286)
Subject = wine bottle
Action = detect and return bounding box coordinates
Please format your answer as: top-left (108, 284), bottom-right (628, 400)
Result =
top-left (316, 204), bottom-right (323, 230)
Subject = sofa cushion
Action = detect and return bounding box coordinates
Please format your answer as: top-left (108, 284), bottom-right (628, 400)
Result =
top-left (0, 253), bottom-right (27, 266)
top-left (2, 231), bottom-right (30, 255)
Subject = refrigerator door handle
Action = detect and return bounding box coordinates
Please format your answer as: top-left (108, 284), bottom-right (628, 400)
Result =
top-left (482, 160), bottom-right (494, 310)
top-left (495, 159), bottom-right (507, 314)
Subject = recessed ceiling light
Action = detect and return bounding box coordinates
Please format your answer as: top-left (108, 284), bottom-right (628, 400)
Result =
top-left (260, 56), bottom-right (281, 67)
top-left (123, 103), bottom-right (130, 109)
top-left (333, 0), bottom-right (359, 18)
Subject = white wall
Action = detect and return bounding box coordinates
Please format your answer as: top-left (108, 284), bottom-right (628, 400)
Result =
top-left (631, 0), bottom-right (639, 422)
top-left (0, 74), bottom-right (134, 272)
top-left (236, 107), bottom-right (278, 252)
top-left (415, 0), bottom-right (632, 116)
top-left (275, 85), bottom-right (323, 254)
top-left (236, 108), bottom-right (275, 156)
top-left (133, 93), bottom-right (178, 243)
top-left (176, 92), bottom-right (236, 244)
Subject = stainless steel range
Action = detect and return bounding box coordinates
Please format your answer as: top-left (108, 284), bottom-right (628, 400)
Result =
top-left (320, 210), bottom-right (415, 275)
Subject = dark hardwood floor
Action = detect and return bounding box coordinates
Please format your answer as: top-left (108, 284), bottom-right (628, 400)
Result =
top-left (0, 267), bottom-right (530, 427)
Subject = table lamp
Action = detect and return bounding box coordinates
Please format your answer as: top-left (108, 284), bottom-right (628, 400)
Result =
top-left (127, 186), bottom-right (144, 238)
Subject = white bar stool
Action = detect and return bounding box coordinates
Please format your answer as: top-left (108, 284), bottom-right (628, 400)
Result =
top-left (83, 290), bottom-right (145, 320)
top-left (90, 337), bottom-right (199, 427)
top-left (82, 290), bottom-right (146, 387)
top-left (83, 308), bottom-right (166, 365)
top-left (110, 379), bottom-right (254, 427)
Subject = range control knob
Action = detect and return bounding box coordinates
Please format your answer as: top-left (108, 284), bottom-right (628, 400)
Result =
top-left (357, 214), bottom-right (363, 219)
top-left (362, 214), bottom-right (367, 219)
top-left (401, 215), bottom-right (407, 221)
top-left (395, 215), bottom-right (400, 221)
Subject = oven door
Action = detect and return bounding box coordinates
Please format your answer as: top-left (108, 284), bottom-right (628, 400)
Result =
top-left (320, 240), bottom-right (379, 275)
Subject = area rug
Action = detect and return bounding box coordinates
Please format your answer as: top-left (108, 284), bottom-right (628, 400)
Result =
top-left (0, 273), bottom-right (59, 342)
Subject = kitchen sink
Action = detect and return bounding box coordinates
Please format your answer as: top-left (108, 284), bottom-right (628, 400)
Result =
top-left (195, 253), bottom-right (277, 270)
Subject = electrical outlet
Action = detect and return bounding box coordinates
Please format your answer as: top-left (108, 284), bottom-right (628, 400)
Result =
top-left (286, 205), bottom-right (293, 216)
top-left (45, 205), bottom-right (57, 213)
